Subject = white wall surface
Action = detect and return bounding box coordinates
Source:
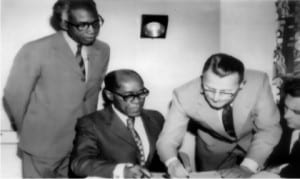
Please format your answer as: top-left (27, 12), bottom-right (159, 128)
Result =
top-left (1, 0), bottom-right (277, 177)
top-left (220, 0), bottom-right (277, 78)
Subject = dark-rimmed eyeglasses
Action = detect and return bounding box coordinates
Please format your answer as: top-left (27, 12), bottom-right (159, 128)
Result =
top-left (109, 88), bottom-right (150, 103)
top-left (66, 15), bottom-right (104, 31)
top-left (284, 104), bottom-right (300, 115)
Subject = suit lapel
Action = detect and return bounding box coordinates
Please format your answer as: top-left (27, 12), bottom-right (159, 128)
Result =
top-left (86, 45), bottom-right (101, 81)
top-left (196, 96), bottom-right (233, 140)
top-left (231, 86), bottom-right (256, 139)
top-left (106, 107), bottom-right (137, 147)
top-left (53, 32), bottom-right (85, 78)
top-left (140, 111), bottom-right (156, 163)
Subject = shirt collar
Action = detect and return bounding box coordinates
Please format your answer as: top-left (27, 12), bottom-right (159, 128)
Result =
top-left (293, 129), bottom-right (300, 137)
top-left (62, 31), bottom-right (88, 58)
top-left (112, 105), bottom-right (141, 126)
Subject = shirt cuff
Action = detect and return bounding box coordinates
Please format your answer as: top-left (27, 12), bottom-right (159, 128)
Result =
top-left (113, 163), bottom-right (133, 179)
top-left (165, 157), bottom-right (178, 167)
top-left (278, 163), bottom-right (289, 171)
top-left (240, 158), bottom-right (259, 173)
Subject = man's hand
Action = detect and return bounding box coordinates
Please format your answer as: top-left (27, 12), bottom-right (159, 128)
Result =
top-left (167, 159), bottom-right (190, 178)
top-left (218, 165), bottom-right (254, 178)
top-left (124, 165), bottom-right (152, 179)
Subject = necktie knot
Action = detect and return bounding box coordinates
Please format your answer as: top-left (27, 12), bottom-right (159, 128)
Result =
top-left (76, 44), bottom-right (82, 56)
top-left (127, 117), bottom-right (135, 128)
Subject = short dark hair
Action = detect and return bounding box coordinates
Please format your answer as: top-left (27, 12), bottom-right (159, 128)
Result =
top-left (202, 53), bottom-right (245, 83)
top-left (102, 69), bottom-right (144, 106)
top-left (50, 0), bottom-right (97, 31)
top-left (284, 78), bottom-right (300, 97)
top-left (104, 69), bottom-right (144, 91)
top-left (67, 0), bottom-right (98, 20)
top-left (50, 0), bottom-right (69, 31)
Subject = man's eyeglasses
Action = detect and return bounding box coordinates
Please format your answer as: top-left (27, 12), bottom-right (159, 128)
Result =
top-left (202, 84), bottom-right (240, 99)
top-left (109, 88), bottom-right (150, 103)
top-left (284, 105), bottom-right (300, 115)
top-left (67, 15), bottom-right (104, 31)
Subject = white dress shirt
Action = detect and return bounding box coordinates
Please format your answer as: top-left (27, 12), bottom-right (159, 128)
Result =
top-left (62, 31), bottom-right (89, 81)
top-left (112, 105), bottom-right (150, 179)
top-left (290, 130), bottom-right (300, 153)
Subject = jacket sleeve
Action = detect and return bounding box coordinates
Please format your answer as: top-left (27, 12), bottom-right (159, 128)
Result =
top-left (156, 90), bottom-right (190, 163)
top-left (4, 44), bottom-right (41, 131)
top-left (70, 116), bottom-right (116, 178)
top-left (246, 73), bottom-right (282, 167)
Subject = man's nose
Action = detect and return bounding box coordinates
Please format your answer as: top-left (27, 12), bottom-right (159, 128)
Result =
top-left (212, 91), bottom-right (220, 101)
top-left (86, 25), bottom-right (97, 33)
top-left (284, 108), bottom-right (293, 119)
top-left (131, 96), bottom-right (142, 104)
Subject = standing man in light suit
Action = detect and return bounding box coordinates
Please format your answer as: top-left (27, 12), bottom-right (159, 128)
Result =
top-left (156, 53), bottom-right (281, 178)
top-left (3, 0), bottom-right (110, 177)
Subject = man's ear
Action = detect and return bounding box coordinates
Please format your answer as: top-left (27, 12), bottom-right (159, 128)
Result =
top-left (103, 89), bottom-right (114, 101)
top-left (60, 11), bottom-right (68, 30)
top-left (60, 20), bottom-right (68, 31)
top-left (239, 80), bottom-right (246, 89)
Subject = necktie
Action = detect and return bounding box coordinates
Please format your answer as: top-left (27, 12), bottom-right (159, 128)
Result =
top-left (127, 117), bottom-right (146, 166)
top-left (76, 44), bottom-right (86, 81)
top-left (222, 105), bottom-right (236, 138)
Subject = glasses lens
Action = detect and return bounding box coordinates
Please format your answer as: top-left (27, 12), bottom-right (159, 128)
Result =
top-left (77, 24), bottom-right (88, 31)
top-left (124, 89), bottom-right (149, 102)
top-left (92, 20), bottom-right (100, 28)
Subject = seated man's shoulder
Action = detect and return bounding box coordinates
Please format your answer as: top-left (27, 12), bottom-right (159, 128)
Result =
top-left (143, 109), bottom-right (165, 126)
top-left (77, 109), bottom-right (107, 125)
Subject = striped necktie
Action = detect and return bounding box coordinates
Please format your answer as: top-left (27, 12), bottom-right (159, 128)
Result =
top-left (76, 44), bottom-right (86, 82)
top-left (127, 117), bottom-right (146, 166)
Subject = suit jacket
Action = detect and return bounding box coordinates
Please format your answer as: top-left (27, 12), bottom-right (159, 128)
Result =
top-left (266, 119), bottom-right (300, 178)
top-left (70, 106), bottom-right (166, 178)
top-left (156, 70), bottom-right (282, 171)
top-left (4, 31), bottom-right (110, 158)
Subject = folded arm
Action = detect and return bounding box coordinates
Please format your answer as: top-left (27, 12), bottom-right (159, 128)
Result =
top-left (70, 117), bottom-right (117, 178)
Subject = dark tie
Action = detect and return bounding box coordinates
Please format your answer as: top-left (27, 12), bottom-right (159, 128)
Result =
top-left (127, 117), bottom-right (146, 166)
top-left (222, 105), bottom-right (236, 138)
top-left (76, 44), bottom-right (86, 81)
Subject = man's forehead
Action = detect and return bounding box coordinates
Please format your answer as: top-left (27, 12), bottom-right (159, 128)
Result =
top-left (69, 8), bottom-right (97, 21)
top-left (116, 75), bottom-right (143, 89)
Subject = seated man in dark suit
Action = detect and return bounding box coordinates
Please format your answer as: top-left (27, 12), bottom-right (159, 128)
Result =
top-left (266, 78), bottom-right (300, 178)
top-left (70, 69), bottom-right (166, 178)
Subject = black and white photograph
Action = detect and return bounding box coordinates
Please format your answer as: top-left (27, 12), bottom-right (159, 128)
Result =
top-left (1, 0), bottom-right (300, 178)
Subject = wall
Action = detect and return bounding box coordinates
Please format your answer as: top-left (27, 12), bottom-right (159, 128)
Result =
top-left (1, 0), bottom-right (277, 177)
top-left (97, 0), bottom-right (220, 114)
top-left (220, 0), bottom-right (277, 78)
